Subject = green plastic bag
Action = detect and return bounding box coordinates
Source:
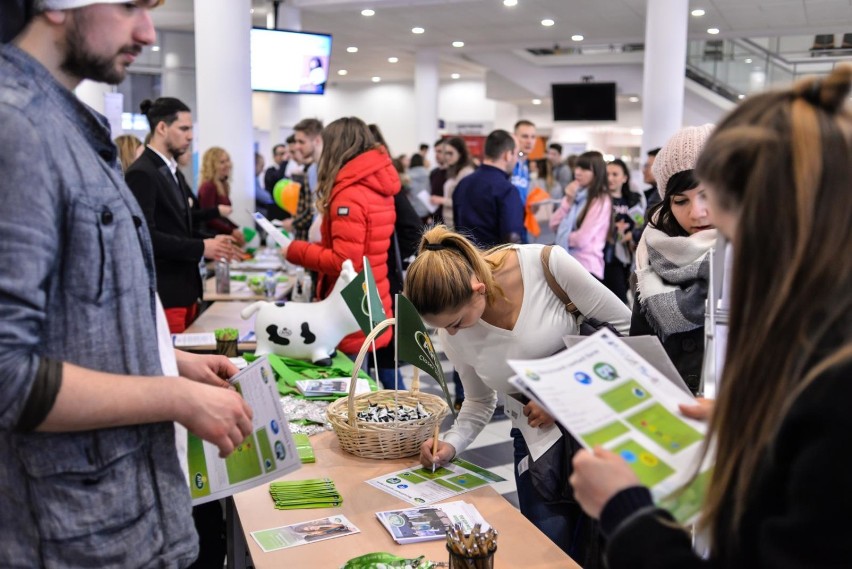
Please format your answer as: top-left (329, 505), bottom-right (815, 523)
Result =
top-left (341, 552), bottom-right (437, 569)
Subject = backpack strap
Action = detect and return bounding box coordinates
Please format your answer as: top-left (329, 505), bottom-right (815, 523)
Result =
top-left (540, 245), bottom-right (580, 316)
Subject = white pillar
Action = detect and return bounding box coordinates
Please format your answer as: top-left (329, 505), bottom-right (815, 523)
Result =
top-left (194, 0), bottom-right (254, 228)
top-left (415, 50), bottom-right (439, 159)
top-left (75, 80), bottom-right (111, 114)
top-left (641, 0), bottom-right (689, 154)
top-left (268, 4), bottom-right (302, 148)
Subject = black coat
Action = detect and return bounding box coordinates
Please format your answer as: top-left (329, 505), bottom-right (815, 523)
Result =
top-left (125, 147), bottom-right (205, 308)
top-left (629, 298), bottom-right (704, 395)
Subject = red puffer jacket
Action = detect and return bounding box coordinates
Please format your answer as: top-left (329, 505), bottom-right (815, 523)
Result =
top-left (287, 147), bottom-right (399, 354)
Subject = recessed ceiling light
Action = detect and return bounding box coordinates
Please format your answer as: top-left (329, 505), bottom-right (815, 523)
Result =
top-left (738, 94), bottom-right (745, 99)
top-left (452, 41), bottom-right (465, 48)
top-left (629, 96), bottom-right (639, 102)
top-left (707, 28), bottom-right (720, 35)
top-left (451, 73), bottom-right (460, 79)
top-left (745, 58), bottom-right (752, 63)
top-left (532, 98), bottom-right (542, 105)
top-left (412, 27), bottom-right (425, 34)
top-left (151, 45), bottom-right (160, 52)
top-left (503, 0), bottom-right (518, 6)
top-left (250, 8), bottom-right (254, 13)
top-left (346, 46), bottom-right (358, 53)
top-left (630, 128), bottom-right (644, 136)
top-left (338, 69), bottom-right (348, 76)
top-left (571, 35), bottom-right (584, 41)
top-left (691, 9), bottom-right (705, 17)
top-left (541, 19), bottom-right (555, 27)
top-left (388, 57), bottom-right (399, 63)
top-left (372, 76), bottom-right (381, 82)
top-left (361, 8), bottom-right (375, 16)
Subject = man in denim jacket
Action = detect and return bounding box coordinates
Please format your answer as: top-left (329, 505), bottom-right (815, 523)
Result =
top-left (0, 2), bottom-right (254, 567)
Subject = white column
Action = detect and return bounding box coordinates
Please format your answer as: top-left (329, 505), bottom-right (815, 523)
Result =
top-left (641, 0), bottom-right (689, 154)
top-left (268, 4), bottom-right (302, 148)
top-left (415, 50), bottom-right (439, 159)
top-left (75, 80), bottom-right (112, 115)
top-left (194, 0), bottom-right (254, 228)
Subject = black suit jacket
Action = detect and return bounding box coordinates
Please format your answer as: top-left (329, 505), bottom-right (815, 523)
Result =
top-left (126, 147), bottom-right (204, 308)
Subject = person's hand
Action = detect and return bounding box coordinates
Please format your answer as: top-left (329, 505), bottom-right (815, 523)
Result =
top-left (523, 400), bottom-right (555, 428)
top-left (564, 180), bottom-right (580, 201)
top-left (281, 218), bottom-right (294, 232)
top-left (679, 397), bottom-right (715, 422)
top-left (231, 229), bottom-right (246, 247)
top-left (203, 234), bottom-right (240, 261)
top-left (419, 438), bottom-right (456, 469)
top-left (176, 380), bottom-right (254, 458)
top-left (175, 351), bottom-right (236, 389)
top-left (570, 447), bottom-right (641, 519)
top-left (217, 204), bottom-right (232, 217)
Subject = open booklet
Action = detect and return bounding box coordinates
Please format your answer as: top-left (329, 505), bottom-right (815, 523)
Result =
top-left (508, 330), bottom-right (712, 523)
top-left (187, 356), bottom-right (301, 505)
top-left (376, 500), bottom-right (490, 544)
top-left (366, 458), bottom-right (505, 506)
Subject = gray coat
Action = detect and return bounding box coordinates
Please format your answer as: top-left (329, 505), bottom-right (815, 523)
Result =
top-left (0, 44), bottom-right (197, 568)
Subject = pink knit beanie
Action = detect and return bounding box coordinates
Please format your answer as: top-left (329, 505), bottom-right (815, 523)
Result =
top-left (652, 124), bottom-right (714, 199)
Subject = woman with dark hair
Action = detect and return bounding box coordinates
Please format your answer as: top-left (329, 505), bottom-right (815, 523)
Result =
top-left (430, 137), bottom-right (474, 229)
top-left (571, 64), bottom-right (852, 569)
top-left (550, 151), bottom-right (612, 279)
top-left (602, 159), bottom-right (646, 303)
top-left (280, 117), bottom-right (398, 356)
top-left (629, 125), bottom-right (715, 394)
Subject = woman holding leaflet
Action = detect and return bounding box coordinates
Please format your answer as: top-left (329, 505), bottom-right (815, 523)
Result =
top-left (570, 65), bottom-right (852, 568)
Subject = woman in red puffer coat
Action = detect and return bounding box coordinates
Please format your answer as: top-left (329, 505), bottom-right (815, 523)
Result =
top-left (282, 116), bottom-right (399, 354)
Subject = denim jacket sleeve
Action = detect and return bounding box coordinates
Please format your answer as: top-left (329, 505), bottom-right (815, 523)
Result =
top-left (0, 105), bottom-right (61, 430)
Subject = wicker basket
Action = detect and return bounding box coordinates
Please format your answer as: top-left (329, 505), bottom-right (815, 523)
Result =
top-left (327, 318), bottom-right (449, 459)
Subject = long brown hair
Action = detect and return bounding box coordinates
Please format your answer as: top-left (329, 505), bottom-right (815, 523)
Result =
top-left (575, 151), bottom-right (609, 225)
top-left (114, 134), bottom-right (142, 173)
top-left (403, 225), bottom-right (508, 316)
top-left (693, 64), bottom-right (852, 554)
top-left (315, 117), bottom-right (379, 215)
top-left (200, 146), bottom-right (229, 198)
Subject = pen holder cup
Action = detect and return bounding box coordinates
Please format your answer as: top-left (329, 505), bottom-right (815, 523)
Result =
top-left (215, 339), bottom-right (238, 358)
top-left (447, 544), bottom-right (496, 569)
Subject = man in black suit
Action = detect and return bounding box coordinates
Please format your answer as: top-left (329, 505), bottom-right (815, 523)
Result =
top-left (126, 97), bottom-right (239, 334)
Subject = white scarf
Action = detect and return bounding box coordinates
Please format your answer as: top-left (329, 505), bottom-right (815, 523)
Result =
top-left (635, 226), bottom-right (717, 339)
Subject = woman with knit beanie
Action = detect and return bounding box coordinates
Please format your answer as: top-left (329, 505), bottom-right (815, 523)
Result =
top-left (629, 124), bottom-right (716, 395)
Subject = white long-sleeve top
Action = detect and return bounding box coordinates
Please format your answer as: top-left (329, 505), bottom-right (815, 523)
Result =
top-left (440, 244), bottom-right (631, 455)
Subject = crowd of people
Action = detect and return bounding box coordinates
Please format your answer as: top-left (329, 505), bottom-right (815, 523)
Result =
top-left (1, 1), bottom-right (851, 568)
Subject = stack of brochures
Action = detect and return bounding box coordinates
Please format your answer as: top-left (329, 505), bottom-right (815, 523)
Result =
top-left (293, 434), bottom-right (315, 463)
top-left (375, 501), bottom-right (489, 544)
top-left (269, 478), bottom-right (342, 510)
top-left (295, 378), bottom-right (370, 397)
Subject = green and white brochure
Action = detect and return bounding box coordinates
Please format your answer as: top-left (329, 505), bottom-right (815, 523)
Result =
top-left (508, 330), bottom-right (711, 523)
top-left (187, 356), bottom-right (300, 505)
top-left (250, 514), bottom-right (360, 552)
top-left (366, 458), bottom-right (505, 506)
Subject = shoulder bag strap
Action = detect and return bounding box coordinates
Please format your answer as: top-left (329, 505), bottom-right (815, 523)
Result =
top-left (540, 245), bottom-right (581, 316)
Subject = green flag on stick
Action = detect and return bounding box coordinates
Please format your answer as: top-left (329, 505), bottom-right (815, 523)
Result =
top-left (340, 258), bottom-right (386, 334)
top-left (395, 294), bottom-right (454, 413)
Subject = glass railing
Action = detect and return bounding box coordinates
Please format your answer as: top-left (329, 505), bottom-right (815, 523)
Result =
top-left (686, 36), bottom-right (849, 101)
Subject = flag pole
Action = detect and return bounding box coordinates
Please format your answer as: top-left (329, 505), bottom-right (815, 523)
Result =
top-left (363, 257), bottom-right (381, 390)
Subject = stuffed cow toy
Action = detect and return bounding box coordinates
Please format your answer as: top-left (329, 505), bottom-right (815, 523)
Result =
top-left (241, 259), bottom-right (360, 366)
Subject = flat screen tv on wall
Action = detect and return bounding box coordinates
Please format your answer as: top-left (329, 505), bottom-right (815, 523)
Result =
top-left (250, 28), bottom-right (333, 94)
top-left (551, 82), bottom-right (617, 121)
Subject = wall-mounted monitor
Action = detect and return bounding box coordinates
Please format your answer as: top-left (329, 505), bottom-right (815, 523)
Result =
top-left (551, 82), bottom-right (617, 121)
top-left (250, 28), bottom-right (333, 94)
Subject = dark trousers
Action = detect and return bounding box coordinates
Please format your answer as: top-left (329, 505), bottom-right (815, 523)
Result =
top-left (187, 500), bottom-right (226, 569)
top-left (511, 428), bottom-right (604, 567)
top-left (602, 260), bottom-right (631, 304)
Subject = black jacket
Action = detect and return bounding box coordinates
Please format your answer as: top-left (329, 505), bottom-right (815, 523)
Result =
top-left (126, 147), bottom-right (204, 308)
top-left (630, 298), bottom-right (704, 395)
top-left (601, 358), bottom-right (852, 568)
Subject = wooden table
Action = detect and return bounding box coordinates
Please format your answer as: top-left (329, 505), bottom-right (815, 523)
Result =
top-left (184, 301), bottom-right (258, 352)
top-left (230, 432), bottom-right (579, 568)
top-left (204, 274), bottom-right (294, 302)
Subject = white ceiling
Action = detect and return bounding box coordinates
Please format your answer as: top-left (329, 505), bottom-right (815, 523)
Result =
top-left (152, 0), bottom-right (852, 85)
